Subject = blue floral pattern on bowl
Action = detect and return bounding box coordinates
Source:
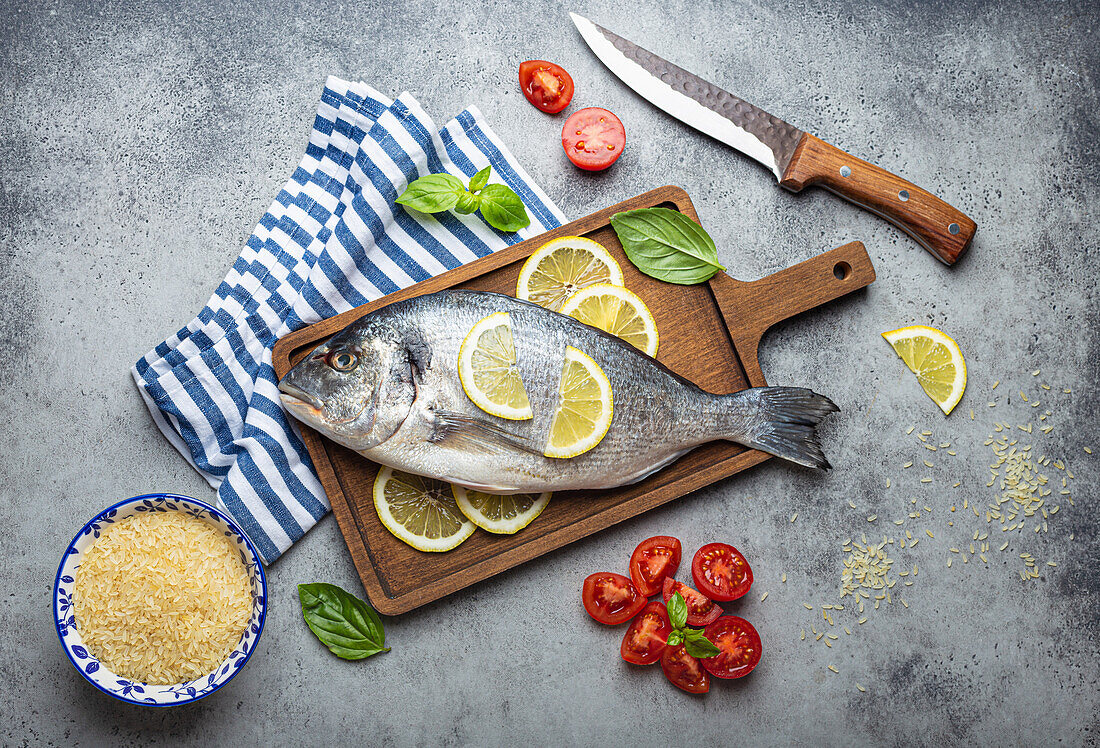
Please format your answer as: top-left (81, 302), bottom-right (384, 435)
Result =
top-left (54, 493), bottom-right (267, 707)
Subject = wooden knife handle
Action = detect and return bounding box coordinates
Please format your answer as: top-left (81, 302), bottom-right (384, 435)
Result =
top-left (779, 133), bottom-right (976, 265)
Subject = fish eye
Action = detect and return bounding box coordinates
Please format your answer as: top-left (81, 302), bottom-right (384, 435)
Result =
top-left (326, 349), bottom-right (359, 372)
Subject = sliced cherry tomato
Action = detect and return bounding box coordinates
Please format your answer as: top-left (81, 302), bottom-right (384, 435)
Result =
top-left (519, 60), bottom-right (574, 114)
top-left (620, 601), bottom-right (672, 665)
top-left (662, 577), bottom-right (721, 627)
top-left (582, 572), bottom-right (646, 625)
top-left (628, 536), bottom-right (682, 597)
top-left (692, 542), bottom-right (753, 601)
top-left (561, 107), bottom-right (625, 171)
top-left (660, 644), bottom-right (710, 694)
top-left (701, 616), bottom-right (762, 679)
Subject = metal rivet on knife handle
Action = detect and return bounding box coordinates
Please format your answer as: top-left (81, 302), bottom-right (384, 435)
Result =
top-left (898, 190), bottom-right (910, 202)
top-left (839, 165), bottom-right (851, 178)
top-left (948, 223), bottom-right (960, 235)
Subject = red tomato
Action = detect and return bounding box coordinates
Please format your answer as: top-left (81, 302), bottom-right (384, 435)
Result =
top-left (561, 107), bottom-right (626, 171)
top-left (701, 616), bottom-right (762, 679)
top-left (692, 542), bottom-right (753, 601)
top-left (628, 536), bottom-right (682, 597)
top-left (660, 644), bottom-right (710, 694)
top-left (662, 577), bottom-right (721, 627)
top-left (519, 60), bottom-right (574, 114)
top-left (582, 572), bottom-right (646, 625)
top-left (620, 601), bottom-right (672, 665)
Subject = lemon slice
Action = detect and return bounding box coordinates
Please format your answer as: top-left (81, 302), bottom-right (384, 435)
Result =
top-left (560, 283), bottom-right (659, 357)
top-left (452, 486), bottom-right (553, 534)
top-left (373, 467), bottom-right (476, 551)
top-left (882, 325), bottom-right (967, 415)
top-left (458, 312), bottom-right (533, 420)
top-left (516, 236), bottom-right (625, 311)
top-left (545, 346), bottom-right (614, 458)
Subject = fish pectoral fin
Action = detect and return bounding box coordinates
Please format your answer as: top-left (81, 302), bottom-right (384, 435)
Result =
top-left (429, 410), bottom-right (542, 456)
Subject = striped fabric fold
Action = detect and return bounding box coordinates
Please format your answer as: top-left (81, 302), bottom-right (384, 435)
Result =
top-left (133, 77), bottom-right (566, 563)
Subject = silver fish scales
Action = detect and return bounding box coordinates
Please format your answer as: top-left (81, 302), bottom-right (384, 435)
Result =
top-left (278, 290), bottom-right (837, 493)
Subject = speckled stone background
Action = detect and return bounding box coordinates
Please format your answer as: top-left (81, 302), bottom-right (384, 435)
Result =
top-left (2, 0), bottom-right (1098, 745)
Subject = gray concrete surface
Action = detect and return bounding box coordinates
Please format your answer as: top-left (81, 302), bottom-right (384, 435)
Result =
top-left (2, 0), bottom-right (1098, 745)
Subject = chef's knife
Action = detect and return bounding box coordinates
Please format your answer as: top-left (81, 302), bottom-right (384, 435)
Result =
top-left (571, 13), bottom-right (976, 265)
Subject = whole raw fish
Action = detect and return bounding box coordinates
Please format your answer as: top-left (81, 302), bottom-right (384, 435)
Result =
top-left (278, 290), bottom-right (837, 493)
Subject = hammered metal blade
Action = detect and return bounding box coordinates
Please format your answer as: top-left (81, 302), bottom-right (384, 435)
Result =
top-left (571, 13), bottom-right (804, 179)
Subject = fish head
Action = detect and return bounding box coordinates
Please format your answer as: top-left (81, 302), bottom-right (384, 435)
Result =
top-left (278, 324), bottom-right (420, 450)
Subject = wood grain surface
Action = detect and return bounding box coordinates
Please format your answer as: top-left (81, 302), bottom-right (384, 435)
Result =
top-left (272, 186), bottom-right (876, 615)
top-left (780, 133), bottom-right (976, 265)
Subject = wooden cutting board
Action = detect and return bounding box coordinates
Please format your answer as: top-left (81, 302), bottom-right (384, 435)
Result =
top-left (272, 186), bottom-right (875, 615)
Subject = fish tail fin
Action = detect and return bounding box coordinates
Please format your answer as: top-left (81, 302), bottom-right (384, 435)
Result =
top-left (724, 387), bottom-right (839, 470)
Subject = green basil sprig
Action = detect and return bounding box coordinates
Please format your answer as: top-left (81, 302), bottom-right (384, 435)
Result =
top-left (298, 582), bottom-right (389, 661)
top-left (396, 166), bottom-right (530, 233)
top-left (665, 592), bottom-right (721, 659)
top-left (610, 207), bottom-right (725, 285)
top-left (395, 173), bottom-right (467, 213)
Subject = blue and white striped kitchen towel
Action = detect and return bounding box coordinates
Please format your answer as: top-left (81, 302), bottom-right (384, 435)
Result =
top-left (133, 76), bottom-right (566, 563)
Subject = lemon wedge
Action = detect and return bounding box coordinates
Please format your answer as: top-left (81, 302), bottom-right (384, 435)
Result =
top-left (458, 312), bottom-right (533, 420)
top-left (516, 236), bottom-right (624, 311)
top-left (452, 486), bottom-right (553, 534)
top-left (544, 346), bottom-right (614, 458)
top-left (373, 467), bottom-right (476, 551)
top-left (561, 283), bottom-right (659, 357)
top-left (882, 325), bottom-right (967, 415)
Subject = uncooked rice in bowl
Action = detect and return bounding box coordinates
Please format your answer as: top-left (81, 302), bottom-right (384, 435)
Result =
top-left (72, 511), bottom-right (252, 685)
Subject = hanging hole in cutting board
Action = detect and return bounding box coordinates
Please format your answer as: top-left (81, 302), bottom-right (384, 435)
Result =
top-left (833, 261), bottom-right (852, 280)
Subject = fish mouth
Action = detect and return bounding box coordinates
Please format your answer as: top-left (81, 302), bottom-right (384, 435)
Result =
top-left (278, 380), bottom-right (325, 413)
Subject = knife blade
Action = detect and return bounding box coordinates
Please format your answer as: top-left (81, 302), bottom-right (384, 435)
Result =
top-left (570, 13), bottom-right (976, 265)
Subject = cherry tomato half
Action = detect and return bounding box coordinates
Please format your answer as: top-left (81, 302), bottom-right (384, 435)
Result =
top-left (620, 601), bottom-right (672, 665)
top-left (561, 107), bottom-right (626, 171)
top-left (662, 577), bottom-right (721, 627)
top-left (660, 644), bottom-right (710, 694)
top-left (701, 616), bottom-right (762, 679)
top-left (519, 60), bottom-right (574, 114)
top-left (692, 542), bottom-right (753, 601)
top-left (582, 572), bottom-right (646, 625)
top-left (629, 536), bottom-right (682, 597)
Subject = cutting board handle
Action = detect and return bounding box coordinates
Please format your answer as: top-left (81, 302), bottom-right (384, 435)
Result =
top-left (709, 241), bottom-right (875, 387)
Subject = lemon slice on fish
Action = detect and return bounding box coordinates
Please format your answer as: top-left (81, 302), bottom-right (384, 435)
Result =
top-left (458, 312), bottom-right (533, 420)
top-left (373, 467), bottom-right (476, 552)
top-left (560, 283), bottom-right (659, 357)
top-left (544, 346), bottom-right (614, 459)
top-left (516, 236), bottom-right (625, 311)
top-left (882, 325), bottom-right (967, 415)
top-left (452, 486), bottom-right (553, 534)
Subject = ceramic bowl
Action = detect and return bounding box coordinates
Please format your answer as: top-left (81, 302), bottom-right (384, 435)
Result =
top-left (53, 493), bottom-right (267, 706)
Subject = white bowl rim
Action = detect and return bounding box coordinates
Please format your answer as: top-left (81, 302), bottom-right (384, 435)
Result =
top-left (53, 492), bottom-right (268, 707)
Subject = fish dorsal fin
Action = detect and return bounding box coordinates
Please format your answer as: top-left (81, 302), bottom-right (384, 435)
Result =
top-left (429, 410), bottom-right (542, 456)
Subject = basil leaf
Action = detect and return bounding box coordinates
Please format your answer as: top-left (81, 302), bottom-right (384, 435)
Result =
top-left (396, 173), bottom-right (467, 213)
top-left (298, 582), bottom-right (390, 661)
top-left (454, 192), bottom-right (481, 215)
top-left (477, 183), bottom-right (530, 232)
top-left (683, 631), bottom-right (721, 659)
top-left (666, 630), bottom-right (684, 647)
top-left (468, 165), bottom-right (491, 194)
top-left (667, 592), bottom-right (688, 630)
top-left (610, 207), bottom-right (725, 285)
